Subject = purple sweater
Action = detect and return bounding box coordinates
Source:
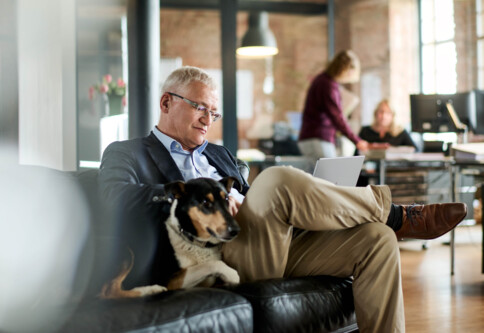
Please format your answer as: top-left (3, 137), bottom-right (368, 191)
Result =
top-left (299, 72), bottom-right (361, 145)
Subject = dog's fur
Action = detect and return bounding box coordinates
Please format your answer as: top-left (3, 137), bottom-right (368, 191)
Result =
top-left (99, 177), bottom-right (241, 299)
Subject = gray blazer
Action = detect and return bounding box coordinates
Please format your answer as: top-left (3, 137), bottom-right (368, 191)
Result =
top-left (99, 130), bottom-right (249, 215)
top-left (98, 131), bottom-right (250, 286)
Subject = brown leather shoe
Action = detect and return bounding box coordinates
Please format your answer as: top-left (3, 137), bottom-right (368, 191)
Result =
top-left (395, 203), bottom-right (467, 240)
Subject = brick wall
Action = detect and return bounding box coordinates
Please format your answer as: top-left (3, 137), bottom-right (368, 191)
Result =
top-left (454, 0), bottom-right (477, 92)
top-left (159, 0), bottom-right (478, 149)
top-left (334, 0), bottom-right (420, 130)
top-left (160, 9), bottom-right (327, 146)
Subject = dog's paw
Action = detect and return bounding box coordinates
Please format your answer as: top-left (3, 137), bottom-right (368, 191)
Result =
top-left (219, 266), bottom-right (240, 285)
top-left (132, 284), bottom-right (167, 296)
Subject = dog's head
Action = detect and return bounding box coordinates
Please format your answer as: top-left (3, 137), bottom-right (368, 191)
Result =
top-left (164, 177), bottom-right (241, 245)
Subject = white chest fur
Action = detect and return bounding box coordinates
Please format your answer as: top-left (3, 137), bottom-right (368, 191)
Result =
top-left (166, 200), bottom-right (221, 269)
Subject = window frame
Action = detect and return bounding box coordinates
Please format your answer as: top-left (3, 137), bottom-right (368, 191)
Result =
top-left (418, 0), bottom-right (457, 94)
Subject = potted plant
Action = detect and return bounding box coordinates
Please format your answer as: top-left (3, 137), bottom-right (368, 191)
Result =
top-left (89, 74), bottom-right (127, 117)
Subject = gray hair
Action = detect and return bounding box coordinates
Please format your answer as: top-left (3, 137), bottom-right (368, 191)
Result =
top-left (161, 66), bottom-right (217, 94)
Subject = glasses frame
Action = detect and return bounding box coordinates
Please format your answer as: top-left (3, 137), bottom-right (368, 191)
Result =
top-left (168, 92), bottom-right (222, 122)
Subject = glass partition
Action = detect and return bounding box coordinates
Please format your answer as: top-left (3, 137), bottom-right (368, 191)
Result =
top-left (77, 0), bottom-right (127, 167)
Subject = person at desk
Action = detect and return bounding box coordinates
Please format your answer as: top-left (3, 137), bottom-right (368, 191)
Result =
top-left (356, 99), bottom-right (418, 186)
top-left (298, 50), bottom-right (369, 160)
top-left (358, 99), bottom-right (417, 151)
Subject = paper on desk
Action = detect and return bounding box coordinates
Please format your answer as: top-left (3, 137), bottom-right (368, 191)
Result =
top-left (237, 149), bottom-right (266, 162)
top-left (451, 142), bottom-right (484, 161)
top-left (364, 146), bottom-right (415, 160)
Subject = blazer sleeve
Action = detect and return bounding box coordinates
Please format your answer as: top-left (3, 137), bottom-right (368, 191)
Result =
top-left (204, 144), bottom-right (251, 195)
top-left (99, 140), bottom-right (170, 225)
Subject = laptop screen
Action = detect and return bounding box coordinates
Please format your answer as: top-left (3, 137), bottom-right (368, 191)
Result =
top-left (312, 156), bottom-right (365, 186)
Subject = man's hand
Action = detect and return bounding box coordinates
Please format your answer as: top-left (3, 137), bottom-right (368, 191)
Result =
top-left (227, 196), bottom-right (241, 216)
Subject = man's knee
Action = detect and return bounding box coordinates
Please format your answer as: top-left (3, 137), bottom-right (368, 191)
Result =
top-left (242, 166), bottom-right (309, 213)
top-left (252, 166), bottom-right (308, 191)
top-left (259, 165), bottom-right (301, 180)
top-left (361, 223), bottom-right (399, 257)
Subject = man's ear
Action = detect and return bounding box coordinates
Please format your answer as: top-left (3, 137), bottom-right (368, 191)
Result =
top-left (160, 94), bottom-right (170, 113)
top-left (164, 181), bottom-right (186, 199)
top-left (219, 177), bottom-right (242, 193)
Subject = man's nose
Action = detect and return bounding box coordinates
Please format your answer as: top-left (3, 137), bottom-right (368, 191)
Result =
top-left (200, 111), bottom-right (213, 125)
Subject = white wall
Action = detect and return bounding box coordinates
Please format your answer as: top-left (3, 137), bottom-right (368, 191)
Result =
top-left (17, 0), bottom-right (77, 171)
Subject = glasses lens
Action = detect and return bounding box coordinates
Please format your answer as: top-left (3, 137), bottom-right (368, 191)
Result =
top-left (196, 105), bottom-right (207, 113)
top-left (211, 112), bottom-right (222, 122)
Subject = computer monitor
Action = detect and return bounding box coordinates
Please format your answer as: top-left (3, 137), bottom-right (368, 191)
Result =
top-left (410, 92), bottom-right (476, 133)
top-left (473, 89), bottom-right (484, 135)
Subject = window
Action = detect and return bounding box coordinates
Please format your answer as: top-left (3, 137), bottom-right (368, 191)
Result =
top-left (477, 0), bottom-right (484, 89)
top-left (419, 0), bottom-right (457, 94)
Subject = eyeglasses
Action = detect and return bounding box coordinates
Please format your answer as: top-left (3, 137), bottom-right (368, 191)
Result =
top-left (168, 92), bottom-right (222, 122)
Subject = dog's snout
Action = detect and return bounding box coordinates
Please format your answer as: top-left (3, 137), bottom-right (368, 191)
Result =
top-left (228, 224), bottom-right (240, 238)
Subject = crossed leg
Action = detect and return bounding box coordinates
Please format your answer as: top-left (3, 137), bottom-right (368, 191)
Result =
top-left (222, 166), bottom-right (404, 332)
top-left (286, 224), bottom-right (404, 332)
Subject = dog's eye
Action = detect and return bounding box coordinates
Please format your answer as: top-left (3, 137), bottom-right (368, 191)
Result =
top-left (201, 200), bottom-right (213, 210)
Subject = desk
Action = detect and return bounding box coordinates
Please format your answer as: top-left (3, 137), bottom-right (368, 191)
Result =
top-left (365, 155), bottom-right (461, 274)
top-left (370, 156), bottom-right (483, 275)
top-left (362, 155), bottom-right (453, 205)
top-left (247, 154), bottom-right (482, 275)
top-left (450, 160), bottom-right (484, 274)
top-left (376, 157), bottom-right (452, 185)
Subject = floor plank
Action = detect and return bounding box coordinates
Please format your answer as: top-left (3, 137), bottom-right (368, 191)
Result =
top-left (400, 225), bottom-right (484, 332)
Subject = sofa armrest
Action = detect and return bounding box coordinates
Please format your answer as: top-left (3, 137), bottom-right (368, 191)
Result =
top-left (237, 158), bottom-right (250, 182)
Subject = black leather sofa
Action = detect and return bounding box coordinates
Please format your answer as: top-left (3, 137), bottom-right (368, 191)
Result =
top-left (55, 167), bottom-right (358, 333)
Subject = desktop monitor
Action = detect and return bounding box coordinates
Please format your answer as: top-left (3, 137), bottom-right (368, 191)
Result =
top-left (473, 89), bottom-right (484, 135)
top-left (410, 92), bottom-right (476, 133)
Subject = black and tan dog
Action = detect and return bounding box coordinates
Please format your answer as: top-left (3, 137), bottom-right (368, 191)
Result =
top-left (99, 177), bottom-right (241, 299)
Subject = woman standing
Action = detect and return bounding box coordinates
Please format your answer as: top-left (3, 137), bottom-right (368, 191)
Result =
top-left (298, 50), bottom-right (368, 160)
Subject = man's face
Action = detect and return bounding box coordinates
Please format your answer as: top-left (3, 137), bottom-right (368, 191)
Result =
top-left (159, 81), bottom-right (218, 151)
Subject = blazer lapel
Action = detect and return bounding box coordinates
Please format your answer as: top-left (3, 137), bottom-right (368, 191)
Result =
top-left (144, 133), bottom-right (184, 182)
top-left (204, 144), bottom-right (239, 179)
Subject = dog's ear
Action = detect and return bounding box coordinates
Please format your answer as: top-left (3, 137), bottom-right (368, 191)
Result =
top-left (164, 181), bottom-right (186, 199)
top-left (219, 177), bottom-right (242, 193)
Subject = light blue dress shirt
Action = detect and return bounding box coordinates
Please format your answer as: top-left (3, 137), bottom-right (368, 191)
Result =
top-left (153, 126), bottom-right (245, 202)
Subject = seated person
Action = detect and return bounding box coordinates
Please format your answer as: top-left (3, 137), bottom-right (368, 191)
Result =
top-left (99, 66), bottom-right (466, 333)
top-left (358, 99), bottom-right (417, 152)
top-left (356, 99), bottom-right (418, 186)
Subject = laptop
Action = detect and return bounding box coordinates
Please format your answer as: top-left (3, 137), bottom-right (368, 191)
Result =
top-left (312, 155), bottom-right (365, 186)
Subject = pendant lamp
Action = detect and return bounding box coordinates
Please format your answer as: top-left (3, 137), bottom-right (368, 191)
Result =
top-left (237, 11), bottom-right (278, 58)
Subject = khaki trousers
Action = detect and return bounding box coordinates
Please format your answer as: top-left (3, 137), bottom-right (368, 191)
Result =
top-left (223, 166), bottom-right (405, 333)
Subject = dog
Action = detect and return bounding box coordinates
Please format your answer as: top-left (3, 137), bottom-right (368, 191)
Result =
top-left (99, 177), bottom-right (241, 299)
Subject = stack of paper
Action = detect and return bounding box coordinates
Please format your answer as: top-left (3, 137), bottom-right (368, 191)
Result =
top-left (451, 143), bottom-right (484, 161)
top-left (363, 146), bottom-right (416, 160)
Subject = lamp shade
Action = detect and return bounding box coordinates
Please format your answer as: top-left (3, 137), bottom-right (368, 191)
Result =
top-left (237, 12), bottom-right (278, 58)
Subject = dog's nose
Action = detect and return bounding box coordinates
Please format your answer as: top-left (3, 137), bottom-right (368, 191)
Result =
top-left (228, 225), bottom-right (240, 238)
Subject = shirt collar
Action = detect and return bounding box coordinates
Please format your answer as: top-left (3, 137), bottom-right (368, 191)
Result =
top-left (152, 126), bottom-right (208, 154)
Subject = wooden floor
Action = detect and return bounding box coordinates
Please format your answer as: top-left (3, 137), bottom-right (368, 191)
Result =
top-left (400, 224), bottom-right (484, 332)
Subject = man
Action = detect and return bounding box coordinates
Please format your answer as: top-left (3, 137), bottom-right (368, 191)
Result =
top-left (99, 66), bottom-right (466, 332)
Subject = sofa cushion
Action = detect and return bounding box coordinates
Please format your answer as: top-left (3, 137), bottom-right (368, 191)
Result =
top-left (59, 288), bottom-right (253, 333)
top-left (226, 276), bottom-right (357, 333)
